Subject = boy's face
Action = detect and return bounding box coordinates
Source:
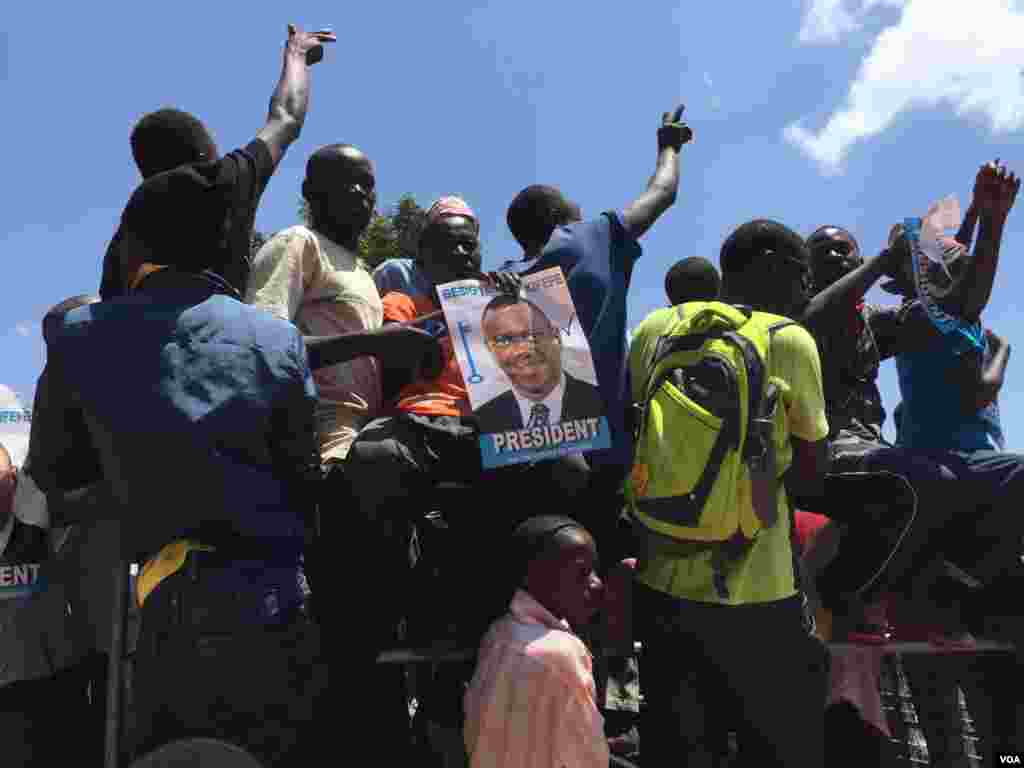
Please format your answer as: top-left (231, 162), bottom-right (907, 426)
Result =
top-left (527, 530), bottom-right (603, 628)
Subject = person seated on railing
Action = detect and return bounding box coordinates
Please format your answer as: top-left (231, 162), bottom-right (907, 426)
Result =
top-left (665, 256), bottom-right (720, 306)
top-left (799, 163), bottom-right (1021, 632)
top-left (464, 515), bottom-right (607, 768)
top-left (344, 195), bottom-right (592, 764)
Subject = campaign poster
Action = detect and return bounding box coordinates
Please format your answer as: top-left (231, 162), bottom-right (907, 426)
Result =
top-left (436, 267), bottom-right (610, 468)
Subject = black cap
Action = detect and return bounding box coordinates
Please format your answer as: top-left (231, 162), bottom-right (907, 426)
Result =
top-left (120, 163), bottom-right (230, 273)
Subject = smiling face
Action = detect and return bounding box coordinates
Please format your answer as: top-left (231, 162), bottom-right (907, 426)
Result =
top-left (808, 227), bottom-right (863, 291)
top-left (483, 301), bottom-right (562, 400)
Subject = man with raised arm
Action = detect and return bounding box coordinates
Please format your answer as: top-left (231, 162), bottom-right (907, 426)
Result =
top-left (802, 163), bottom-right (1023, 753)
top-left (28, 25), bottom-right (339, 765)
top-left (100, 23), bottom-right (335, 300)
top-left (504, 104), bottom-right (692, 547)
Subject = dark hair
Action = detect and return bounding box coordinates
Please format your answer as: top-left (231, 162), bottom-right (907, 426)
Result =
top-left (721, 220), bottom-right (808, 277)
top-left (720, 220), bottom-right (809, 312)
top-left (130, 109), bottom-right (214, 179)
top-left (481, 294), bottom-right (552, 331)
top-left (121, 165), bottom-right (230, 275)
top-left (665, 257), bottom-right (721, 305)
top-left (506, 185), bottom-right (576, 252)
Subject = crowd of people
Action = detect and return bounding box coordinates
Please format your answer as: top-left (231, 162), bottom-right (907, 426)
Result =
top-left (0, 21), bottom-right (1021, 768)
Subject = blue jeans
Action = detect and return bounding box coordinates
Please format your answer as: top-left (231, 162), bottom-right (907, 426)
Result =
top-left (860, 447), bottom-right (1024, 587)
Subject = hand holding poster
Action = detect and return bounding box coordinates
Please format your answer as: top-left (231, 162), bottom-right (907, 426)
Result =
top-left (437, 267), bottom-right (610, 468)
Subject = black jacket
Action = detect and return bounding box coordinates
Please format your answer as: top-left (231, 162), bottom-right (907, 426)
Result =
top-left (475, 372), bottom-right (604, 434)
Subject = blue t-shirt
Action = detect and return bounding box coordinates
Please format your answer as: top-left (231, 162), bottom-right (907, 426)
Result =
top-left (895, 302), bottom-right (1002, 452)
top-left (507, 211), bottom-right (641, 481)
top-left (373, 258), bottom-right (433, 301)
top-left (46, 270), bottom-right (318, 624)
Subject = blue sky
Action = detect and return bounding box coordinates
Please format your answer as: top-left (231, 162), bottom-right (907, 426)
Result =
top-left (2, 0), bottom-right (1023, 462)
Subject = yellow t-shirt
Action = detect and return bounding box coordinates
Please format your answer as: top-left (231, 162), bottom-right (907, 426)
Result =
top-left (629, 307), bottom-right (829, 605)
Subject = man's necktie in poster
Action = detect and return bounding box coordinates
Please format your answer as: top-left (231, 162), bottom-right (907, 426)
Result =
top-left (437, 267), bottom-right (610, 468)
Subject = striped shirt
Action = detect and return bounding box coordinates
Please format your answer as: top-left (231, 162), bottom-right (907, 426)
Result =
top-left (464, 590), bottom-right (608, 768)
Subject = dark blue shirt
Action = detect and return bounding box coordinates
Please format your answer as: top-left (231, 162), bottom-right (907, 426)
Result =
top-left (508, 211), bottom-right (641, 481)
top-left (33, 270), bottom-right (320, 623)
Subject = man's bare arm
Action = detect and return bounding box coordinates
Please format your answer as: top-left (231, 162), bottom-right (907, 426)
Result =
top-left (958, 161), bottom-right (1019, 322)
top-left (802, 250), bottom-right (893, 330)
top-left (979, 331), bottom-right (1010, 408)
top-left (255, 24), bottom-right (337, 168)
top-left (622, 105), bottom-right (692, 240)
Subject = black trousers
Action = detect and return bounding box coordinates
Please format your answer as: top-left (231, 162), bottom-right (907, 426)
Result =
top-left (131, 567), bottom-right (323, 766)
top-left (342, 413), bottom-right (593, 760)
top-left (636, 583), bottom-right (828, 768)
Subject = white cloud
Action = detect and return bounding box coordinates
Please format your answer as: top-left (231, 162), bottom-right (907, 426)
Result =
top-left (14, 322), bottom-right (31, 337)
top-left (788, 0), bottom-right (1024, 175)
top-left (798, 0), bottom-right (903, 44)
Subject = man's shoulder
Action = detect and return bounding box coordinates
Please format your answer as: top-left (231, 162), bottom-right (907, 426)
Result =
top-left (632, 307), bottom-right (677, 343)
top-left (758, 313), bottom-right (814, 350)
top-left (477, 388), bottom-right (517, 415)
top-left (520, 625), bottom-right (592, 686)
top-left (564, 372), bottom-right (599, 394)
top-left (257, 225), bottom-right (317, 256)
top-left (204, 296), bottom-right (303, 344)
top-left (374, 258), bottom-right (418, 275)
top-left (382, 291), bottom-right (435, 321)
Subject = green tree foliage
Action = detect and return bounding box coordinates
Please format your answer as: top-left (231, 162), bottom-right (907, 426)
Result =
top-left (296, 193), bottom-right (488, 271)
top-left (250, 230), bottom-right (269, 258)
top-left (297, 193), bottom-right (433, 270)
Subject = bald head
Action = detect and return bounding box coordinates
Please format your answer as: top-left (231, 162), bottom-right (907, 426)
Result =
top-left (301, 144), bottom-right (377, 247)
top-left (0, 442), bottom-right (11, 471)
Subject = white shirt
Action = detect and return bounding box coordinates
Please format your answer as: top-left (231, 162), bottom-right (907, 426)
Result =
top-left (514, 372), bottom-right (565, 428)
top-left (247, 225), bottom-right (384, 462)
top-left (0, 512), bottom-right (14, 559)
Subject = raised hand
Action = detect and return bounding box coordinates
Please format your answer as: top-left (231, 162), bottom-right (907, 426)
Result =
top-left (973, 159), bottom-right (1020, 221)
top-left (286, 24), bottom-right (337, 66)
top-left (658, 104), bottom-right (694, 152)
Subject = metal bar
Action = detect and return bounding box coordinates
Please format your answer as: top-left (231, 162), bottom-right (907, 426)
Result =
top-left (377, 639), bottom-right (1015, 664)
top-left (104, 557), bottom-right (128, 768)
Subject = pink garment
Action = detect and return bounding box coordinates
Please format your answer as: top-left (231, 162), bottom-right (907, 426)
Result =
top-left (827, 645), bottom-right (890, 737)
top-left (426, 196), bottom-right (478, 230)
top-left (464, 590), bottom-right (609, 768)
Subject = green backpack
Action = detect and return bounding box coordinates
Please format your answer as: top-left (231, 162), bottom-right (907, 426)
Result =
top-left (627, 302), bottom-right (794, 547)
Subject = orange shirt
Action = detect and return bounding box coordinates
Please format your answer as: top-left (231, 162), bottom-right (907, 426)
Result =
top-left (382, 292), bottom-right (469, 417)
